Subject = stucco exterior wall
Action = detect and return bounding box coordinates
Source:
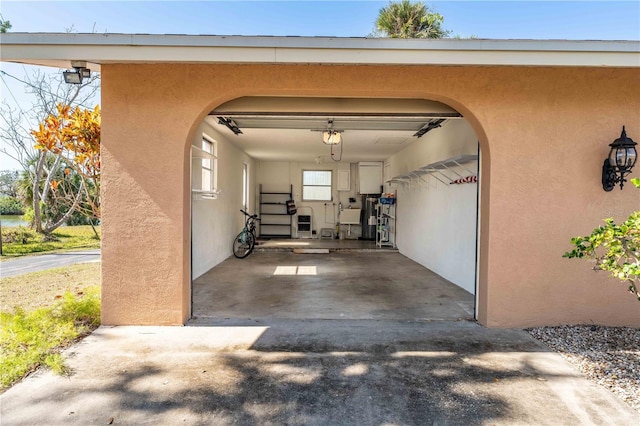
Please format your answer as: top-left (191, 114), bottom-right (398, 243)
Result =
top-left (101, 63), bottom-right (640, 327)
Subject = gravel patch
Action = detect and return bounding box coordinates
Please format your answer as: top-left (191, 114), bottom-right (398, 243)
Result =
top-left (526, 325), bottom-right (640, 412)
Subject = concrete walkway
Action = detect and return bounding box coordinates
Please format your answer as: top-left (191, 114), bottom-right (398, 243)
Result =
top-left (0, 249), bottom-right (100, 278)
top-left (1, 320), bottom-right (636, 425)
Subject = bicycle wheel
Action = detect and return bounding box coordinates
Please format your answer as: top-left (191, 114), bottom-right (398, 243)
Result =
top-left (233, 230), bottom-right (255, 259)
top-left (245, 231), bottom-right (256, 255)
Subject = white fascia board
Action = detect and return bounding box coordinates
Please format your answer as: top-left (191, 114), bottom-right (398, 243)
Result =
top-left (1, 33), bottom-right (639, 69)
top-left (275, 48), bottom-right (640, 67)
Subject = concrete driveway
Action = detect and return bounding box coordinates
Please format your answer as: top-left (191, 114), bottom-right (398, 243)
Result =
top-left (1, 319), bottom-right (636, 425)
top-left (0, 249), bottom-right (100, 278)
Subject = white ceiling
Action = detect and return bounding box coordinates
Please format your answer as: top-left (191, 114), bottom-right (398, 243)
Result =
top-left (206, 97), bottom-right (463, 163)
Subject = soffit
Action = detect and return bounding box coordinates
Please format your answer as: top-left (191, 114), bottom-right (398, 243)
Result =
top-left (1, 33), bottom-right (639, 72)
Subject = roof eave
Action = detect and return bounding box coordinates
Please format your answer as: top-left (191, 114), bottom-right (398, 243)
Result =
top-left (1, 33), bottom-right (639, 71)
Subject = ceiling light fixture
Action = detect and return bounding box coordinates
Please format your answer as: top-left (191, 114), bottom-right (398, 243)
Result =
top-left (63, 61), bottom-right (91, 85)
top-left (322, 130), bottom-right (342, 145)
top-left (321, 119), bottom-right (342, 145)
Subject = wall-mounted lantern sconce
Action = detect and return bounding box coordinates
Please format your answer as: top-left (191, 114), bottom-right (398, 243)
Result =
top-left (63, 61), bottom-right (91, 85)
top-left (602, 126), bottom-right (637, 191)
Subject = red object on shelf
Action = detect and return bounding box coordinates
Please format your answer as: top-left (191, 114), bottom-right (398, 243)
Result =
top-left (451, 176), bottom-right (477, 184)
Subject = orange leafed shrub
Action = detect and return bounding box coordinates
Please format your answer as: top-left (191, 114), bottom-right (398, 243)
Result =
top-left (31, 104), bottom-right (101, 220)
top-left (32, 104), bottom-right (101, 179)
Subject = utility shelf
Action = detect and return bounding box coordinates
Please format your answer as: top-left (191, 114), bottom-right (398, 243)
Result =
top-left (386, 154), bottom-right (478, 187)
top-left (259, 184), bottom-right (293, 238)
top-left (376, 191), bottom-right (396, 248)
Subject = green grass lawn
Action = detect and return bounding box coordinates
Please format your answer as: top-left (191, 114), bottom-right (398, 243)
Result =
top-left (0, 263), bottom-right (101, 389)
top-left (0, 263), bottom-right (101, 312)
top-left (1, 225), bottom-right (101, 258)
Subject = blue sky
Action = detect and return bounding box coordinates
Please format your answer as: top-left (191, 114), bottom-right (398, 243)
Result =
top-left (1, 1), bottom-right (639, 169)
top-left (1, 1), bottom-right (639, 39)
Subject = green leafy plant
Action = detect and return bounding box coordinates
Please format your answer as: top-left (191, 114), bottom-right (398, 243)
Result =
top-left (564, 178), bottom-right (640, 301)
top-left (1, 225), bottom-right (100, 257)
top-left (374, 0), bottom-right (449, 39)
top-left (1, 226), bottom-right (38, 244)
top-left (0, 16), bottom-right (10, 33)
top-left (0, 195), bottom-right (25, 215)
top-left (0, 287), bottom-right (100, 389)
top-left (22, 206), bottom-right (35, 226)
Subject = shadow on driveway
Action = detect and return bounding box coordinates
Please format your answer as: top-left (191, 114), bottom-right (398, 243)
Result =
top-left (0, 320), bottom-right (636, 425)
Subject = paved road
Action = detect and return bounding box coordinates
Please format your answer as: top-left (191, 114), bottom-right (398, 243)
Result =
top-left (0, 249), bottom-right (100, 278)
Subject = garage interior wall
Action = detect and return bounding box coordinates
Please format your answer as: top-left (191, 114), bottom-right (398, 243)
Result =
top-left (386, 120), bottom-right (479, 294)
top-left (256, 161), bottom-right (361, 237)
top-left (253, 119), bottom-right (478, 295)
top-left (191, 122), bottom-right (256, 279)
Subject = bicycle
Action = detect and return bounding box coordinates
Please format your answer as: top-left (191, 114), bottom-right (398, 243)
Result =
top-left (233, 209), bottom-right (259, 258)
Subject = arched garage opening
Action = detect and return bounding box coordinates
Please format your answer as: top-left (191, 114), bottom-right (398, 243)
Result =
top-left (189, 96), bottom-right (484, 323)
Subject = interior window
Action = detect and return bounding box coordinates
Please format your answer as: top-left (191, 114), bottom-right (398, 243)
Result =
top-left (191, 135), bottom-right (218, 199)
top-left (303, 170), bottom-right (332, 201)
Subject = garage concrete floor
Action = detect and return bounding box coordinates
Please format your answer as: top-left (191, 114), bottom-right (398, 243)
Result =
top-left (254, 238), bottom-right (395, 252)
top-left (192, 252), bottom-right (474, 322)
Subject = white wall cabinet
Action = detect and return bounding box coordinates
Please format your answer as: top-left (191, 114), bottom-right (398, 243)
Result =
top-left (358, 162), bottom-right (382, 194)
top-left (337, 169), bottom-right (350, 191)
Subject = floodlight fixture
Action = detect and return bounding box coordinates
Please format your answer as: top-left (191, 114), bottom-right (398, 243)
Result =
top-left (63, 70), bottom-right (83, 84)
top-left (63, 61), bottom-right (91, 85)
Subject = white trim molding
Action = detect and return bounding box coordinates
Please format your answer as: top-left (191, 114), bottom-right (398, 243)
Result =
top-left (1, 33), bottom-right (639, 71)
